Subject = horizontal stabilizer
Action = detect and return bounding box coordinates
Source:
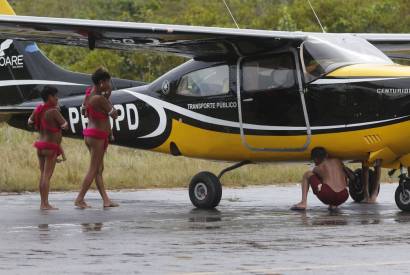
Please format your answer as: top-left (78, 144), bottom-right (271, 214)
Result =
top-left (0, 105), bottom-right (33, 122)
top-left (0, 105), bottom-right (34, 114)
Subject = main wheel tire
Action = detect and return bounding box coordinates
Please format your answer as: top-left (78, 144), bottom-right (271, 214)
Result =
top-left (349, 168), bottom-right (377, 202)
top-left (189, 172), bottom-right (222, 209)
top-left (395, 184), bottom-right (410, 211)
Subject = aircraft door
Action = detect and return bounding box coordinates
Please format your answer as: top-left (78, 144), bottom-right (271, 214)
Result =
top-left (236, 51), bottom-right (311, 152)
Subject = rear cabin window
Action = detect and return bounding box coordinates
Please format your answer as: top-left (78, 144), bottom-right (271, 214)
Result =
top-left (177, 65), bottom-right (230, 97)
top-left (242, 53), bottom-right (296, 92)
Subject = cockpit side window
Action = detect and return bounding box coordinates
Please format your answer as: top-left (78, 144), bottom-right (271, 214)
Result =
top-left (176, 65), bottom-right (230, 97)
top-left (242, 53), bottom-right (297, 92)
top-left (302, 48), bottom-right (326, 81)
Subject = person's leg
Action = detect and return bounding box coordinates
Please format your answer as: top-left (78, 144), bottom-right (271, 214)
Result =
top-left (40, 150), bottom-right (58, 210)
top-left (292, 171), bottom-right (314, 210)
top-left (95, 161), bottom-right (119, 207)
top-left (75, 138), bottom-right (105, 208)
top-left (37, 151), bottom-right (46, 209)
top-left (369, 159), bottom-right (382, 203)
top-left (362, 162), bottom-right (370, 202)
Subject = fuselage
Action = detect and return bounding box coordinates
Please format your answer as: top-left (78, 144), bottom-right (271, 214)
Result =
top-left (7, 34), bottom-right (410, 168)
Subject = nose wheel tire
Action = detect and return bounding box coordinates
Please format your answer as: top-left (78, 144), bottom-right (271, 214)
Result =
top-left (395, 182), bottom-right (410, 211)
top-left (189, 172), bottom-right (222, 209)
top-left (348, 168), bottom-right (379, 202)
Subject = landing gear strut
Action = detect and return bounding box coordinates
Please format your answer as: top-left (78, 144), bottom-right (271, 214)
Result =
top-left (394, 167), bottom-right (410, 211)
top-left (348, 168), bottom-right (380, 202)
top-left (189, 161), bottom-right (251, 209)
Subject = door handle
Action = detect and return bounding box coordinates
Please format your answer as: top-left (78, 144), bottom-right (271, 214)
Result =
top-left (243, 98), bottom-right (254, 102)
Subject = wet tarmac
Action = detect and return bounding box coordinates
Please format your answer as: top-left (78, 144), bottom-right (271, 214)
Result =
top-left (1, 184), bottom-right (410, 274)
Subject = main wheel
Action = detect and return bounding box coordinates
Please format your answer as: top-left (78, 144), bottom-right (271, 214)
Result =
top-left (395, 183), bottom-right (410, 211)
top-left (348, 168), bottom-right (378, 202)
top-left (189, 172), bottom-right (222, 209)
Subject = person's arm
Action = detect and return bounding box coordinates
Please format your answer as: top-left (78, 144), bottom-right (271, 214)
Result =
top-left (27, 110), bottom-right (36, 128)
top-left (312, 165), bottom-right (324, 179)
top-left (81, 96), bottom-right (88, 117)
top-left (57, 148), bottom-right (67, 163)
top-left (52, 110), bottom-right (68, 130)
top-left (106, 99), bottom-right (116, 141)
top-left (98, 96), bottom-right (118, 119)
top-left (97, 96), bottom-right (117, 141)
top-left (342, 163), bottom-right (355, 182)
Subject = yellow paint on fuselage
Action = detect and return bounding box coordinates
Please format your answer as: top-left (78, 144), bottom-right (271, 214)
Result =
top-left (328, 63), bottom-right (410, 77)
top-left (154, 119), bottom-right (410, 167)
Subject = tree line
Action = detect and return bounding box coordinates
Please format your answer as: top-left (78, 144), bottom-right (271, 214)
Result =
top-left (9, 0), bottom-right (410, 82)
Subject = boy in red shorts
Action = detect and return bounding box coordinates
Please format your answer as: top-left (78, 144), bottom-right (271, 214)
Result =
top-left (292, 147), bottom-right (349, 211)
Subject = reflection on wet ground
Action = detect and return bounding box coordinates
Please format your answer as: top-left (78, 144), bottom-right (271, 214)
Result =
top-left (1, 184), bottom-right (410, 274)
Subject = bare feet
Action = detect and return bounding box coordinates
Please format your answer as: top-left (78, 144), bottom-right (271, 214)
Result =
top-left (75, 200), bottom-right (92, 209)
top-left (103, 201), bottom-right (119, 208)
top-left (291, 202), bottom-right (306, 211)
top-left (363, 197), bottom-right (378, 204)
top-left (40, 204), bottom-right (59, 210)
top-left (328, 205), bottom-right (338, 211)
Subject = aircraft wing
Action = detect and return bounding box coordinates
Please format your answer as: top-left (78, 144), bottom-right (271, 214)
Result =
top-left (0, 15), bottom-right (409, 59)
top-left (0, 15), bottom-right (305, 59)
top-left (355, 33), bottom-right (410, 59)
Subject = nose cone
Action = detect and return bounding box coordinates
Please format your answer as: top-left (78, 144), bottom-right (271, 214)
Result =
top-left (327, 64), bottom-right (410, 78)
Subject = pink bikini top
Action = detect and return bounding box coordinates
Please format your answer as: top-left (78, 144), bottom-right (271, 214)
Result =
top-left (84, 87), bottom-right (109, 121)
top-left (34, 103), bottom-right (60, 133)
top-left (87, 105), bottom-right (108, 120)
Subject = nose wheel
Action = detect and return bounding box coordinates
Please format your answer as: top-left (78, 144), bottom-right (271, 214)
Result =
top-left (189, 172), bottom-right (222, 209)
top-left (188, 161), bottom-right (251, 209)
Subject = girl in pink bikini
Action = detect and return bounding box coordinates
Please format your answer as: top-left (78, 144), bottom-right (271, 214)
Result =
top-left (75, 68), bottom-right (119, 209)
top-left (28, 86), bottom-right (68, 210)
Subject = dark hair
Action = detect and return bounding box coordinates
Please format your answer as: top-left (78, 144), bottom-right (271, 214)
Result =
top-left (311, 147), bottom-right (327, 161)
top-left (40, 85), bottom-right (58, 102)
top-left (92, 67), bottom-right (111, 85)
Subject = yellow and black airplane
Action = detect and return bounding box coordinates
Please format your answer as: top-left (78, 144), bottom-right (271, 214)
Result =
top-left (1, 0), bottom-right (410, 210)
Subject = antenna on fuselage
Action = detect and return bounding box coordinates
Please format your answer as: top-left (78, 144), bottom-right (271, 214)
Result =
top-left (307, 0), bottom-right (326, 33)
top-left (222, 0), bottom-right (240, 29)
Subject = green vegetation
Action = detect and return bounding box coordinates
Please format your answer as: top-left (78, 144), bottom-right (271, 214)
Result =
top-left (1, 1), bottom-right (408, 192)
top-left (8, 0), bottom-right (410, 81)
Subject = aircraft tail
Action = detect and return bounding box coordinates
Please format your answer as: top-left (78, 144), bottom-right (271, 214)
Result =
top-left (0, 0), bottom-right (141, 109)
top-left (0, 0), bottom-right (89, 107)
top-left (0, 0), bottom-right (14, 15)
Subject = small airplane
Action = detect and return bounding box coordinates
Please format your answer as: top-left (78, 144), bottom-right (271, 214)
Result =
top-left (1, 0), bottom-right (410, 210)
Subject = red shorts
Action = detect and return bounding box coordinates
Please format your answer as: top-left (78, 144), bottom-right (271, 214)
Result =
top-left (309, 175), bottom-right (348, 206)
top-left (83, 128), bottom-right (109, 150)
top-left (33, 141), bottom-right (63, 157)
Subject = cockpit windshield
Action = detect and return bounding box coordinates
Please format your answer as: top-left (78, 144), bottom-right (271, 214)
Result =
top-left (302, 34), bottom-right (393, 82)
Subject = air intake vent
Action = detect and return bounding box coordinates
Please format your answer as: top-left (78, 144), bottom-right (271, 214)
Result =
top-left (364, 134), bottom-right (382, 144)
